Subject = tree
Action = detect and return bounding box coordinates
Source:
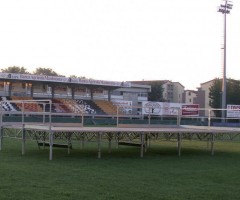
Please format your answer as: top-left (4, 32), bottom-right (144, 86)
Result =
top-left (33, 67), bottom-right (58, 76)
top-left (148, 82), bottom-right (164, 102)
top-left (70, 75), bottom-right (87, 79)
top-left (209, 78), bottom-right (240, 117)
top-left (226, 79), bottom-right (240, 104)
top-left (1, 66), bottom-right (29, 74)
top-left (209, 78), bottom-right (222, 117)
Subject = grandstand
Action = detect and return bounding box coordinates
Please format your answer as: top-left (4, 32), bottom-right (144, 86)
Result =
top-left (0, 72), bottom-right (151, 116)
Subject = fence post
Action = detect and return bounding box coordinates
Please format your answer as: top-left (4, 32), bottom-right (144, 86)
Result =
top-left (208, 109), bottom-right (211, 127)
top-left (116, 106), bottom-right (119, 127)
top-left (177, 108), bottom-right (181, 126)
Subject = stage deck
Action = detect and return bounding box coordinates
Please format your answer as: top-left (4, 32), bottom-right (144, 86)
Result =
top-left (3, 123), bottom-right (240, 133)
top-left (1, 123), bottom-right (240, 160)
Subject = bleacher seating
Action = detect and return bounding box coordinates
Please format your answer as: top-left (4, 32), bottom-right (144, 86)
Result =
top-left (76, 99), bottom-right (104, 115)
top-left (0, 97), bottom-right (120, 115)
top-left (93, 100), bottom-right (118, 115)
top-left (0, 96), bottom-right (18, 111)
top-left (52, 99), bottom-right (71, 113)
top-left (11, 96), bottom-right (43, 112)
top-left (57, 98), bottom-right (102, 115)
top-left (57, 99), bottom-right (83, 113)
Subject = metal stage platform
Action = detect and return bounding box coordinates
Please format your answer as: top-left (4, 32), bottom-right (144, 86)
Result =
top-left (1, 123), bottom-right (240, 160)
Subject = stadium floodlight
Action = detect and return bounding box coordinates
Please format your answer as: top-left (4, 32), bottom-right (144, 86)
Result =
top-left (217, 0), bottom-right (233, 122)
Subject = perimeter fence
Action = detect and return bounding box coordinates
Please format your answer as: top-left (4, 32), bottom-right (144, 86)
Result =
top-left (1, 99), bottom-right (240, 127)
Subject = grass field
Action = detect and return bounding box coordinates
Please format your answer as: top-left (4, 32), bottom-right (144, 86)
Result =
top-left (0, 138), bottom-right (240, 200)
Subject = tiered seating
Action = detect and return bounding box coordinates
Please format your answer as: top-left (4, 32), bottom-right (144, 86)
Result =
top-left (0, 96), bottom-right (122, 116)
top-left (10, 96), bottom-right (43, 112)
top-left (0, 96), bottom-right (18, 111)
top-left (57, 99), bottom-right (83, 113)
top-left (58, 99), bottom-right (101, 114)
top-left (52, 99), bottom-right (71, 113)
top-left (82, 100), bottom-right (105, 115)
top-left (93, 100), bottom-right (118, 115)
top-left (75, 99), bottom-right (102, 114)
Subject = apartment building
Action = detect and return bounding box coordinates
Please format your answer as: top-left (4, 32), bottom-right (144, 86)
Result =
top-left (131, 80), bottom-right (184, 103)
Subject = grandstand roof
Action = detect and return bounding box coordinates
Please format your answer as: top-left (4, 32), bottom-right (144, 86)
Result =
top-left (0, 72), bottom-right (131, 88)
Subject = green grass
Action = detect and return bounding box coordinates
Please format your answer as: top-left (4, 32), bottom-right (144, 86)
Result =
top-left (0, 138), bottom-right (240, 200)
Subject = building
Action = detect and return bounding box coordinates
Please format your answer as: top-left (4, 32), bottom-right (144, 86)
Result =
top-left (131, 80), bottom-right (184, 103)
top-left (182, 90), bottom-right (198, 104)
top-left (171, 82), bottom-right (184, 103)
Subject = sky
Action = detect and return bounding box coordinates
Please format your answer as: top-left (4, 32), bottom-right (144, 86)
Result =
top-left (0, 0), bottom-right (239, 90)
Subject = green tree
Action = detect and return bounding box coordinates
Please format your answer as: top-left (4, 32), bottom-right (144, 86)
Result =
top-left (226, 79), bottom-right (240, 104)
top-left (209, 78), bottom-right (240, 117)
top-left (1, 66), bottom-right (29, 74)
top-left (209, 78), bottom-right (222, 117)
top-left (69, 75), bottom-right (87, 79)
top-left (148, 82), bottom-right (164, 102)
top-left (33, 67), bottom-right (58, 76)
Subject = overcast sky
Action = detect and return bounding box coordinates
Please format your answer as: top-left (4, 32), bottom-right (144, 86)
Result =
top-left (0, 0), bottom-right (239, 90)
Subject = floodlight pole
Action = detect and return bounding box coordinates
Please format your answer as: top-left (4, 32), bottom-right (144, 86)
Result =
top-left (218, 0), bottom-right (233, 122)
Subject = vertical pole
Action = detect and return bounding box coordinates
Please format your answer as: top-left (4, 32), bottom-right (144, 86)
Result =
top-left (177, 133), bottom-right (182, 157)
top-left (218, 1), bottom-right (233, 122)
top-left (140, 132), bottom-right (144, 158)
top-left (208, 109), bottom-right (211, 127)
top-left (115, 132), bottom-right (119, 149)
top-left (81, 133), bottom-right (85, 149)
top-left (49, 100), bottom-right (52, 126)
top-left (116, 106), bottom-right (119, 127)
top-left (67, 134), bottom-right (71, 154)
top-left (49, 130), bottom-right (53, 160)
top-left (22, 101), bottom-right (24, 125)
top-left (221, 2), bottom-right (227, 123)
top-left (49, 100), bottom-right (53, 160)
top-left (0, 102), bottom-right (3, 151)
top-left (177, 108), bottom-right (181, 126)
top-left (108, 133), bottom-right (112, 153)
top-left (21, 101), bottom-right (25, 155)
top-left (148, 107), bottom-right (151, 125)
top-left (211, 133), bottom-right (215, 156)
top-left (97, 132), bottom-right (102, 159)
top-left (145, 133), bottom-right (148, 152)
top-left (43, 103), bottom-right (46, 124)
top-left (22, 124), bottom-right (26, 155)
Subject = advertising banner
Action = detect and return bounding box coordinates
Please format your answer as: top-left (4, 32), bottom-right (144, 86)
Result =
top-left (142, 101), bottom-right (181, 116)
top-left (227, 105), bottom-right (240, 118)
top-left (142, 101), bottom-right (199, 116)
top-left (111, 100), bottom-right (132, 114)
top-left (181, 104), bottom-right (199, 116)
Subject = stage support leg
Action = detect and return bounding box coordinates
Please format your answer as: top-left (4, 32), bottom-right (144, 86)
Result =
top-left (108, 133), bottom-right (112, 153)
top-left (43, 132), bottom-right (46, 149)
top-left (145, 133), bottom-right (148, 152)
top-left (97, 132), bottom-right (102, 159)
top-left (22, 127), bottom-right (26, 155)
top-left (49, 131), bottom-right (53, 161)
top-left (140, 132), bottom-right (145, 158)
top-left (177, 133), bottom-right (182, 157)
top-left (211, 133), bottom-right (215, 156)
top-left (67, 134), bottom-right (71, 155)
top-left (115, 132), bottom-right (120, 149)
top-left (80, 133), bottom-right (85, 149)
